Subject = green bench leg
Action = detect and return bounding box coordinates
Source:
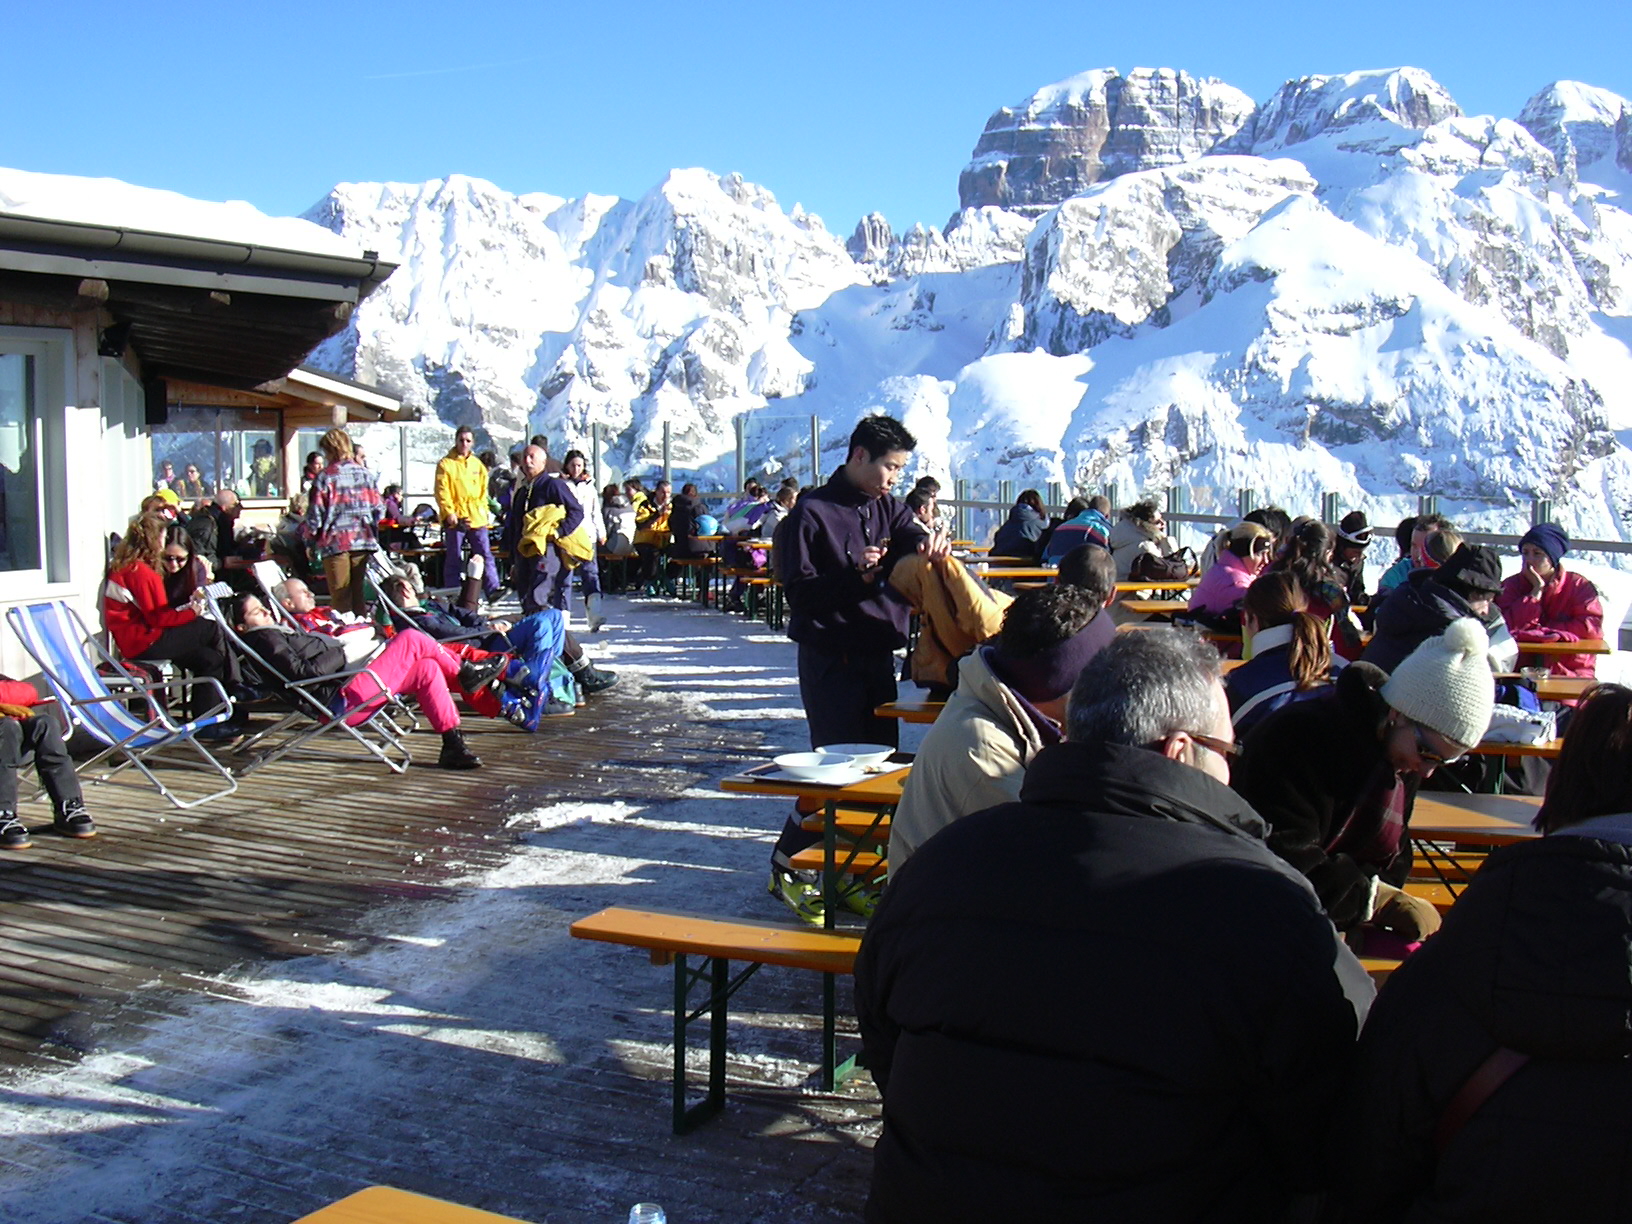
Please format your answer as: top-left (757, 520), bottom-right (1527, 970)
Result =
top-left (672, 953), bottom-right (733, 1134)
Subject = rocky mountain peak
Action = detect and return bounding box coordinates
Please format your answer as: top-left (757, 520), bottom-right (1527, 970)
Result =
top-left (1518, 81), bottom-right (1632, 175)
top-left (957, 66), bottom-right (1256, 216)
top-left (1239, 67), bottom-right (1462, 153)
top-left (847, 212), bottom-right (894, 263)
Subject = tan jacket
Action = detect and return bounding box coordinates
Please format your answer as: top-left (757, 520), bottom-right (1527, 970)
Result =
top-left (887, 554), bottom-right (1012, 689)
top-left (434, 450), bottom-right (493, 529)
top-left (890, 648), bottom-right (1050, 873)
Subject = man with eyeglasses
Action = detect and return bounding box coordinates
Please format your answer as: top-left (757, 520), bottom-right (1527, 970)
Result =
top-left (857, 628), bottom-right (1373, 1222)
top-left (1234, 617), bottom-right (1496, 943)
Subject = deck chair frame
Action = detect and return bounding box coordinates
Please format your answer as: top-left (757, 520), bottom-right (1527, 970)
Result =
top-left (4, 600), bottom-right (239, 810)
top-left (204, 588), bottom-right (418, 776)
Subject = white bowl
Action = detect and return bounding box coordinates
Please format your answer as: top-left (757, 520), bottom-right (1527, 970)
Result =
top-left (818, 742), bottom-right (894, 767)
top-left (774, 751), bottom-right (857, 780)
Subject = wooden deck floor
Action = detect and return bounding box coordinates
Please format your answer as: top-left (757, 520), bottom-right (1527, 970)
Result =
top-left (0, 694), bottom-right (764, 1067)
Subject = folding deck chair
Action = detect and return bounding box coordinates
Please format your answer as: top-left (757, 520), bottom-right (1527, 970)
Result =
top-left (203, 587), bottom-right (418, 776)
top-left (5, 600), bottom-right (239, 810)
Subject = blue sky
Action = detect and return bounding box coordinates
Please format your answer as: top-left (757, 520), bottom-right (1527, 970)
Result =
top-left (6, 0), bottom-right (1629, 236)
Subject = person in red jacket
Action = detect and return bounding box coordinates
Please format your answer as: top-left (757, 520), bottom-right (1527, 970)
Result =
top-left (1495, 523), bottom-right (1603, 681)
top-left (103, 511), bottom-right (241, 733)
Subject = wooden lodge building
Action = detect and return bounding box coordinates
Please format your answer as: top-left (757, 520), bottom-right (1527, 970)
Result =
top-left (0, 180), bottom-right (408, 676)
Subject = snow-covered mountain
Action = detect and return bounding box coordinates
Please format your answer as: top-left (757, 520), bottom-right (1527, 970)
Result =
top-left (303, 66), bottom-right (1632, 542)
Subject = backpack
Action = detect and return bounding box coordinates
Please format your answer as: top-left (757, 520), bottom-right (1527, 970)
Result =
top-left (1130, 547), bottom-right (1196, 583)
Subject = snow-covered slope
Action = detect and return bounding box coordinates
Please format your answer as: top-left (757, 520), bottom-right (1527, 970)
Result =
top-left (299, 65), bottom-right (1632, 542)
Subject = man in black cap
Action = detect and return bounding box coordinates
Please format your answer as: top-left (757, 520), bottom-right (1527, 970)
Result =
top-left (1362, 542), bottom-right (1504, 674)
top-left (1333, 511), bottom-right (1372, 608)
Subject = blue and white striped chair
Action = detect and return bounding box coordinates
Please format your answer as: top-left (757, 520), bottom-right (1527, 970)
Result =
top-left (5, 600), bottom-right (238, 810)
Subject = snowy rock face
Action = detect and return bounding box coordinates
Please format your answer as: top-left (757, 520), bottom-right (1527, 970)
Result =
top-left (957, 68), bottom-right (1256, 217)
top-left (1518, 81), bottom-right (1630, 175)
top-left (303, 64), bottom-right (1632, 546)
top-left (1236, 67), bottom-right (1462, 153)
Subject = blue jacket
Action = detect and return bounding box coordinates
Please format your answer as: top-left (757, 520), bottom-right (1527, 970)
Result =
top-left (1041, 508), bottom-right (1112, 565)
top-left (774, 468), bottom-right (928, 651)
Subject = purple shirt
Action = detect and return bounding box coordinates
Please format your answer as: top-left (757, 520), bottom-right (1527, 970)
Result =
top-left (774, 468), bottom-right (929, 651)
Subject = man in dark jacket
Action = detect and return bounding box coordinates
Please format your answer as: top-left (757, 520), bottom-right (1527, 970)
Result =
top-left (502, 443), bottom-right (583, 615)
top-left (767, 414), bottom-right (946, 920)
top-left (1362, 542), bottom-right (1503, 673)
top-left (1235, 618), bottom-right (1495, 937)
top-left (856, 629), bottom-right (1372, 1223)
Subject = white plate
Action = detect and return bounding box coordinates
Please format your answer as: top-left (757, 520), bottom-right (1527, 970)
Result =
top-left (818, 742), bottom-right (894, 767)
top-left (774, 751), bottom-right (857, 781)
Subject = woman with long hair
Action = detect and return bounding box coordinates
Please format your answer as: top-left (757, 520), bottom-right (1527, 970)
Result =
top-left (158, 524), bottom-right (211, 607)
top-left (991, 488), bottom-right (1049, 560)
top-left (1331, 682), bottom-right (1632, 1221)
top-left (1269, 517), bottom-right (1362, 657)
top-left (302, 428), bottom-right (382, 616)
top-left (1225, 571), bottom-right (1338, 735)
top-left (103, 512), bottom-right (240, 728)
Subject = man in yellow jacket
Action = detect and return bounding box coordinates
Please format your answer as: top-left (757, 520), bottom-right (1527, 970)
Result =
top-left (435, 426), bottom-right (500, 599)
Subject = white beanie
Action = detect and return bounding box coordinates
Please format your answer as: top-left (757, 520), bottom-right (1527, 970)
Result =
top-left (1380, 618), bottom-right (1495, 749)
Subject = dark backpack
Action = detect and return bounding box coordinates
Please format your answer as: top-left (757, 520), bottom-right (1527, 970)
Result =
top-left (1130, 547), bottom-right (1195, 583)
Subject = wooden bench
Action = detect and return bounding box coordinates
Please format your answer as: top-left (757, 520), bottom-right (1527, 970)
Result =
top-left (570, 906), bottom-right (862, 1132)
top-left (293, 1186), bottom-right (535, 1222)
top-left (669, 555), bottom-right (719, 603)
top-left (875, 699), bottom-right (945, 724)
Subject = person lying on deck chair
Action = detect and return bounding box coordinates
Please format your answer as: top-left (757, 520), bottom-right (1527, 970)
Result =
top-left (271, 577), bottom-right (566, 725)
top-left (225, 593), bottom-right (490, 770)
top-left (380, 574), bottom-right (618, 701)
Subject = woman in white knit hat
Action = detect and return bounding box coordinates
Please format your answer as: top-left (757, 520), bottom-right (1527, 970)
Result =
top-left (1233, 618), bottom-right (1496, 946)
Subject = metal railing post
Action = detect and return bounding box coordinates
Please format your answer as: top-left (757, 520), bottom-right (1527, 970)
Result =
top-left (1417, 494), bottom-right (1438, 518)
top-left (1047, 481), bottom-right (1063, 512)
top-left (999, 479), bottom-right (1014, 509)
top-left (955, 479), bottom-right (970, 543)
top-left (591, 424), bottom-right (602, 488)
top-left (735, 415), bottom-right (746, 494)
top-left (1321, 492), bottom-right (1341, 524)
top-left (662, 421), bottom-right (672, 486)
top-left (810, 415), bottom-right (821, 488)
top-left (1237, 488), bottom-right (1256, 519)
top-left (1103, 483), bottom-right (1119, 515)
top-left (1532, 498), bottom-right (1553, 525)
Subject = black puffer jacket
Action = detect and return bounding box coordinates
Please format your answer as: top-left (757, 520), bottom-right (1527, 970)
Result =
top-left (1233, 663), bottom-right (1418, 930)
top-left (1326, 830), bottom-right (1632, 1222)
top-left (1362, 569), bottom-right (1477, 673)
top-left (856, 740), bottom-right (1372, 1224)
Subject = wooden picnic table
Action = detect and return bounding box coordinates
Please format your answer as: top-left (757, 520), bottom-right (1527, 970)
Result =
top-left (1409, 793), bottom-right (1541, 847)
top-left (1114, 578), bottom-right (1199, 593)
top-left (1515, 637), bottom-right (1611, 656)
top-left (292, 1185), bottom-right (535, 1223)
top-left (1469, 737), bottom-right (1563, 759)
top-left (1536, 675), bottom-right (1594, 702)
top-left (980, 566), bottom-right (1060, 580)
top-left (876, 699), bottom-right (944, 724)
top-left (1120, 598), bottom-right (1191, 617)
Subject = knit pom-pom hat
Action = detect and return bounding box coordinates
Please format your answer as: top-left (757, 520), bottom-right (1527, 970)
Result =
top-left (1380, 618), bottom-right (1495, 749)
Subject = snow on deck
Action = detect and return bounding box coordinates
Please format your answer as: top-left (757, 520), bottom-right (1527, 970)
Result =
top-left (0, 597), bottom-right (926, 1224)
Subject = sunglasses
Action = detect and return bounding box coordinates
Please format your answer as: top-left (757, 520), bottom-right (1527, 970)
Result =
top-left (161, 553), bottom-right (189, 565)
top-left (1412, 723), bottom-right (1466, 767)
